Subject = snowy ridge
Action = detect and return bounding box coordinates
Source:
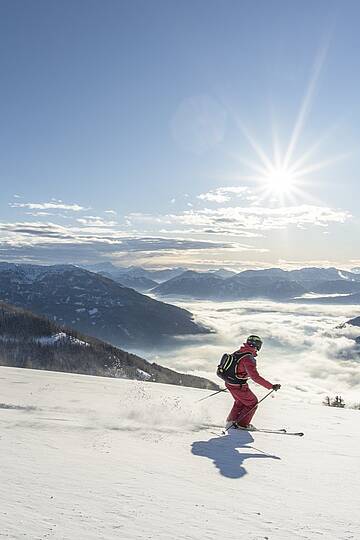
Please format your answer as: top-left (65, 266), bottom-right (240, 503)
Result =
top-left (0, 302), bottom-right (217, 389)
top-left (0, 262), bottom-right (209, 348)
top-left (0, 262), bottom-right (79, 283)
top-left (35, 333), bottom-right (89, 346)
top-left (0, 366), bottom-right (358, 540)
top-left (0, 331), bottom-right (88, 347)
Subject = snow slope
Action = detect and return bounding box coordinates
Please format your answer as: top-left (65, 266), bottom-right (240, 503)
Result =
top-left (0, 366), bottom-right (359, 540)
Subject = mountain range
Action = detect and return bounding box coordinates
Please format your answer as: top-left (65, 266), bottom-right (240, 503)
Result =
top-left (82, 263), bottom-right (187, 289)
top-left (82, 263), bottom-right (237, 292)
top-left (151, 267), bottom-right (360, 302)
top-left (0, 302), bottom-right (217, 390)
top-left (0, 263), bottom-right (209, 348)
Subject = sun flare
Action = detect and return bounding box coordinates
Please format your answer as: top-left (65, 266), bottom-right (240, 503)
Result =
top-left (264, 167), bottom-right (296, 195)
top-left (231, 125), bottom-right (346, 206)
top-left (228, 42), bottom-right (349, 206)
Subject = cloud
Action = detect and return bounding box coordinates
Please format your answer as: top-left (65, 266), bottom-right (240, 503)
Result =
top-left (278, 258), bottom-right (357, 270)
top-left (198, 187), bottom-right (252, 203)
top-left (127, 204), bottom-right (350, 237)
top-left (0, 219), bottom-right (230, 264)
top-left (10, 200), bottom-right (87, 212)
top-left (25, 212), bottom-right (53, 217)
top-left (0, 221), bottom-right (74, 240)
top-left (187, 205), bottom-right (350, 231)
top-left (141, 183), bottom-right (352, 242)
top-left (76, 216), bottom-right (118, 227)
top-left (147, 298), bottom-right (360, 403)
top-left (2, 190), bottom-right (353, 267)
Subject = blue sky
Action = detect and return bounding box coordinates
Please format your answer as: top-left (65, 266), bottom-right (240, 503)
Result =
top-left (0, 0), bottom-right (359, 269)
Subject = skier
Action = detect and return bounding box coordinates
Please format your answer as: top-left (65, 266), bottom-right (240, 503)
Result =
top-left (219, 335), bottom-right (281, 430)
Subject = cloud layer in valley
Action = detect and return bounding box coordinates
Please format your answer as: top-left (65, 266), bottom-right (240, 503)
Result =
top-left (145, 298), bottom-right (360, 405)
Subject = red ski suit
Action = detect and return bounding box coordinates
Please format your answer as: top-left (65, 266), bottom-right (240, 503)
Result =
top-left (225, 344), bottom-right (273, 427)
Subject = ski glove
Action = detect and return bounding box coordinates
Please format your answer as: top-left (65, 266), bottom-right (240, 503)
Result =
top-left (272, 384), bottom-right (281, 391)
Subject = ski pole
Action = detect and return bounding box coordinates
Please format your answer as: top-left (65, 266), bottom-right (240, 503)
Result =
top-left (196, 387), bottom-right (227, 403)
top-left (225, 389), bottom-right (275, 432)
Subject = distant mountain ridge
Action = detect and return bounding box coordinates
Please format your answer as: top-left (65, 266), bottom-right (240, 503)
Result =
top-left (81, 264), bottom-right (237, 292)
top-left (0, 263), bottom-right (209, 348)
top-left (0, 303), bottom-right (218, 390)
top-left (83, 262), bottom-right (186, 290)
top-left (153, 270), bottom-right (225, 298)
top-left (152, 266), bottom-right (360, 302)
top-left (100, 272), bottom-right (158, 292)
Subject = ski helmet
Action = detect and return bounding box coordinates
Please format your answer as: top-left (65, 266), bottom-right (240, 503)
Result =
top-left (246, 335), bottom-right (263, 351)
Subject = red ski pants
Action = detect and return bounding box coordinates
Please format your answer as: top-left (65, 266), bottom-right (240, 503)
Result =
top-left (225, 383), bottom-right (258, 427)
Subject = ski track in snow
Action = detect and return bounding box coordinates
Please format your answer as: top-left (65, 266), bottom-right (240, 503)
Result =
top-left (0, 366), bottom-right (359, 540)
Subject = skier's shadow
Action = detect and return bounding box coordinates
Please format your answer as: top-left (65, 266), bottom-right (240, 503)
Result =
top-left (191, 430), bottom-right (281, 479)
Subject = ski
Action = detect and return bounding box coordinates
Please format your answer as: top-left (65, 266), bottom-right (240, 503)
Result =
top-left (240, 427), bottom-right (304, 436)
top-left (222, 426), bottom-right (304, 436)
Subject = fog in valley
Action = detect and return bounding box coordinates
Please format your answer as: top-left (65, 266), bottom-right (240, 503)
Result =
top-left (142, 298), bottom-right (360, 404)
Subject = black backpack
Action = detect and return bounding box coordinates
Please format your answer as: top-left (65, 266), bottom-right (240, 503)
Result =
top-left (216, 352), bottom-right (250, 385)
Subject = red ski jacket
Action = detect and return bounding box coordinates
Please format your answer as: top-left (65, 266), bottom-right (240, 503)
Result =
top-left (231, 344), bottom-right (273, 390)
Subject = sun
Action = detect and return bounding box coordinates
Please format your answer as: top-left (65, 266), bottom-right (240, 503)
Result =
top-left (231, 125), bottom-right (345, 206)
top-left (264, 167), bottom-right (296, 195)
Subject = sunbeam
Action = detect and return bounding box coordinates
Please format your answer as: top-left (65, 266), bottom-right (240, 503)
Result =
top-left (225, 37), bottom-right (350, 207)
top-left (283, 41), bottom-right (329, 169)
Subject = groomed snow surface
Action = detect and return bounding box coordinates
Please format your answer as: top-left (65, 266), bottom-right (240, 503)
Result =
top-left (0, 367), bottom-right (359, 540)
